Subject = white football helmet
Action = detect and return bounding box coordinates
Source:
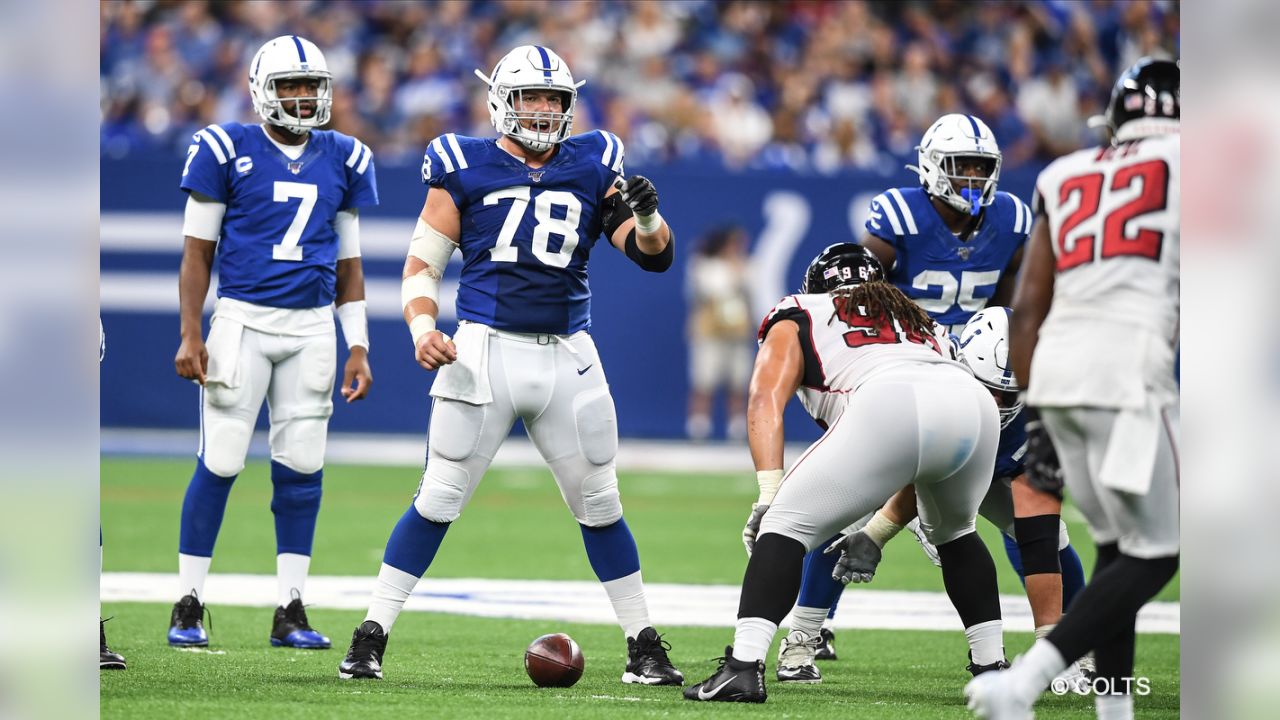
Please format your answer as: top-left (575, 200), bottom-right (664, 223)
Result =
top-left (473, 45), bottom-right (585, 153)
top-left (907, 113), bottom-right (1002, 217)
top-left (248, 35), bottom-right (332, 136)
top-left (959, 307), bottom-right (1023, 429)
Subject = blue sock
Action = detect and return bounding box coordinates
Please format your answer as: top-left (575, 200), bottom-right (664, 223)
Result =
top-left (382, 505), bottom-right (451, 577)
top-left (178, 458), bottom-right (237, 557)
top-left (270, 461), bottom-right (323, 556)
top-left (579, 518), bottom-right (641, 582)
top-left (1002, 532), bottom-right (1027, 586)
top-left (797, 535), bottom-right (845, 611)
top-left (1059, 544), bottom-right (1086, 610)
top-left (828, 583), bottom-right (845, 619)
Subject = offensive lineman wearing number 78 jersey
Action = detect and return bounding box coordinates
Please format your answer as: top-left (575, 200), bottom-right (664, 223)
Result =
top-left (338, 45), bottom-right (683, 686)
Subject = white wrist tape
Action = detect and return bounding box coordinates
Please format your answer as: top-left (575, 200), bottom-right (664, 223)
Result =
top-left (756, 468), bottom-right (784, 505)
top-left (409, 314), bottom-right (437, 346)
top-left (862, 510), bottom-right (904, 548)
top-left (335, 300), bottom-right (369, 350)
top-left (634, 210), bottom-right (663, 235)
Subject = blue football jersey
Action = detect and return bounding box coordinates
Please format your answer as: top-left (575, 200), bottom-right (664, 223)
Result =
top-left (179, 122), bottom-right (380, 309)
top-left (422, 130), bottom-right (625, 334)
top-left (863, 187), bottom-right (1030, 330)
top-left (993, 410), bottom-right (1028, 481)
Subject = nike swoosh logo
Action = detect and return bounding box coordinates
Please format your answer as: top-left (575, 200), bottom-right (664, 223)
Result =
top-left (697, 676), bottom-right (737, 700)
top-left (577, 365), bottom-right (593, 375)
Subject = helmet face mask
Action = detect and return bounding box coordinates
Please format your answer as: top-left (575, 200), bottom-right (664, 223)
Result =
top-left (477, 46), bottom-right (583, 153)
top-left (959, 307), bottom-right (1023, 429)
top-left (248, 36), bottom-right (332, 136)
top-left (801, 243), bottom-right (885, 294)
top-left (908, 114), bottom-right (1002, 217)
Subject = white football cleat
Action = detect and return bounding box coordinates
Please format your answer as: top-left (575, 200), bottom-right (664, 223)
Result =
top-left (775, 630), bottom-right (822, 684)
top-left (965, 670), bottom-right (1035, 720)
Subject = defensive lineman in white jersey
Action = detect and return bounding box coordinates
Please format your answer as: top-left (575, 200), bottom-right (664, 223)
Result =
top-left (169, 35), bottom-right (378, 649)
top-left (685, 244), bottom-right (1005, 703)
top-left (967, 58), bottom-right (1180, 720)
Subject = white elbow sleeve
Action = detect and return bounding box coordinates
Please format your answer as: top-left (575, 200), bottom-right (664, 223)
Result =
top-left (402, 218), bottom-right (457, 343)
top-left (182, 194), bottom-right (226, 241)
top-left (335, 209), bottom-right (361, 260)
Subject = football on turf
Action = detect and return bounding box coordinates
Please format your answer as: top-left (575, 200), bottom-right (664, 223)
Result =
top-left (524, 633), bottom-right (584, 687)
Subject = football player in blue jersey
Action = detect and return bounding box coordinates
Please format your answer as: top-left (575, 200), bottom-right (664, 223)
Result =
top-left (168, 35), bottom-right (378, 650)
top-left (337, 46), bottom-right (682, 686)
top-left (773, 308), bottom-right (1092, 686)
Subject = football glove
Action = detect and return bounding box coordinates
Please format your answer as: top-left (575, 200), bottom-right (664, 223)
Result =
top-left (742, 503), bottom-right (769, 557)
top-left (613, 175), bottom-right (659, 217)
top-left (1023, 406), bottom-right (1065, 500)
top-left (824, 531), bottom-right (883, 584)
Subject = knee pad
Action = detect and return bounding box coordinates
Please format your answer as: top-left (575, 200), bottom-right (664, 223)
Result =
top-left (577, 466), bottom-right (623, 527)
top-left (429, 399), bottom-right (486, 462)
top-left (269, 412), bottom-right (331, 475)
top-left (573, 387), bottom-right (618, 466)
top-left (920, 516), bottom-right (977, 547)
top-left (413, 459), bottom-right (473, 522)
top-left (1014, 514), bottom-right (1062, 575)
top-left (200, 411), bottom-right (252, 478)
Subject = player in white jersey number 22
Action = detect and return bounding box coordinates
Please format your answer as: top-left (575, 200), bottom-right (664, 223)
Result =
top-left (338, 45), bottom-right (683, 687)
top-left (967, 57), bottom-right (1180, 720)
top-left (685, 244), bottom-right (1005, 703)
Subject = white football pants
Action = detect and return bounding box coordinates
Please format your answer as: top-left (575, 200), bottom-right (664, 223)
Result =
top-left (1042, 404), bottom-right (1180, 559)
top-left (414, 328), bottom-right (624, 527)
top-left (199, 319), bottom-right (335, 477)
top-left (760, 362), bottom-right (999, 549)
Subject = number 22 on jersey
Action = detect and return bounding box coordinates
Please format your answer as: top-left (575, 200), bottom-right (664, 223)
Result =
top-left (483, 186), bottom-right (582, 268)
top-left (1055, 158), bottom-right (1169, 271)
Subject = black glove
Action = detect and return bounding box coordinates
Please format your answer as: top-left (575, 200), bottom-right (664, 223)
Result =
top-left (1023, 406), bottom-right (1065, 500)
top-left (613, 175), bottom-right (659, 216)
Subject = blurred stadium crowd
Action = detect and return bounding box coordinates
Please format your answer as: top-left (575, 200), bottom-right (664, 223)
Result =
top-left (100, 0), bottom-right (1179, 173)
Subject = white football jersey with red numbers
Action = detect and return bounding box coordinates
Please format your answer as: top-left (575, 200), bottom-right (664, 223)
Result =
top-left (1029, 134), bottom-right (1180, 409)
top-left (757, 293), bottom-right (964, 428)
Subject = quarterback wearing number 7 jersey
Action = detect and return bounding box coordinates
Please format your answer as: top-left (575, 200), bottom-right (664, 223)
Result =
top-left (170, 35), bottom-right (378, 651)
top-left (338, 45), bottom-right (683, 687)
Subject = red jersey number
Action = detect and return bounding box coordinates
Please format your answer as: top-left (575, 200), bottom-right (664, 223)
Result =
top-left (1055, 158), bottom-right (1169, 271)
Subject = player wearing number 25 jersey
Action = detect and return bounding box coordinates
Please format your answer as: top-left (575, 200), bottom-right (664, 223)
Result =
top-left (861, 114), bottom-right (1031, 334)
top-left (339, 45), bottom-right (683, 687)
top-left (169, 35), bottom-right (378, 651)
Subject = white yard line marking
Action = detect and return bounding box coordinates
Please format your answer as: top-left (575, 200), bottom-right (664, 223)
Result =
top-left (103, 572), bottom-right (1179, 635)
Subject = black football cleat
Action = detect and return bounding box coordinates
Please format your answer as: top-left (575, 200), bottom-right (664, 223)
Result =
top-left (622, 627), bottom-right (684, 685)
top-left (271, 593), bottom-right (331, 649)
top-left (683, 646), bottom-right (766, 702)
top-left (100, 618), bottom-right (126, 670)
top-left (814, 627), bottom-right (837, 661)
top-left (966, 651), bottom-right (1011, 677)
top-left (167, 592), bottom-right (209, 647)
top-left (338, 620), bottom-right (387, 679)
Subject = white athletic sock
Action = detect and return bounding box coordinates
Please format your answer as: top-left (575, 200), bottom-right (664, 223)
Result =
top-left (788, 605), bottom-right (830, 638)
top-left (276, 553), bottom-right (311, 607)
top-left (178, 553), bottom-right (212, 600)
top-left (732, 617), bottom-right (779, 663)
top-left (964, 619), bottom-right (1005, 666)
top-left (364, 563), bottom-right (420, 634)
top-left (601, 570), bottom-right (651, 640)
top-left (821, 616), bottom-right (836, 631)
top-left (1008, 638), bottom-right (1068, 704)
top-left (1096, 693), bottom-right (1134, 720)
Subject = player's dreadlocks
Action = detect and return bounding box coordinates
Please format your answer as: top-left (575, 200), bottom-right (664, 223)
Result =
top-left (830, 280), bottom-right (936, 341)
